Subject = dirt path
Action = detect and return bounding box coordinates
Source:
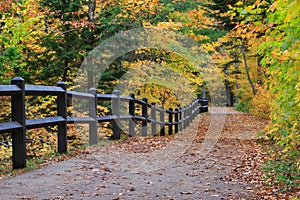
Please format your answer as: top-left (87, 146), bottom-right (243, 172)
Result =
top-left (0, 108), bottom-right (268, 200)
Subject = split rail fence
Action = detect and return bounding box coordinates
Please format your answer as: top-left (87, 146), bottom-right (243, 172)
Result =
top-left (0, 77), bottom-right (208, 169)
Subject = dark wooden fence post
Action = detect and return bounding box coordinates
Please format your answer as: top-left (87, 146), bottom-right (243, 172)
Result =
top-left (190, 102), bottom-right (194, 122)
top-left (186, 105), bottom-right (190, 127)
top-left (151, 103), bottom-right (157, 136)
top-left (193, 102), bottom-right (195, 118)
top-left (168, 108), bottom-right (173, 135)
top-left (189, 103), bottom-right (193, 123)
top-left (112, 90), bottom-right (121, 139)
top-left (175, 108), bottom-right (179, 133)
top-left (160, 107), bottom-right (165, 136)
top-left (191, 101), bottom-right (195, 120)
top-left (57, 82), bottom-right (67, 153)
top-left (11, 77), bottom-right (26, 169)
top-left (200, 86), bottom-right (208, 113)
top-left (89, 88), bottom-right (98, 145)
top-left (197, 99), bottom-right (201, 114)
top-left (182, 106), bottom-right (186, 130)
top-left (200, 99), bottom-right (209, 113)
top-left (142, 98), bottom-right (148, 136)
top-left (195, 100), bottom-right (198, 117)
top-left (199, 99), bottom-right (203, 113)
top-left (2, 79), bottom-right (212, 170)
top-left (129, 93), bottom-right (135, 137)
top-left (193, 100), bottom-right (197, 120)
top-left (179, 107), bottom-right (183, 132)
top-left (204, 99), bottom-right (209, 112)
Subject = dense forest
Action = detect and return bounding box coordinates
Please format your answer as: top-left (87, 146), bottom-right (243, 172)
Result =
top-left (0, 0), bottom-right (299, 190)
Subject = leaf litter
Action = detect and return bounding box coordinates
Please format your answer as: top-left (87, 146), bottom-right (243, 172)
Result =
top-left (0, 108), bottom-right (299, 199)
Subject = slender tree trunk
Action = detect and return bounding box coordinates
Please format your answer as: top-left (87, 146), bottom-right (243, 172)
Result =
top-left (87, 0), bottom-right (96, 90)
top-left (240, 44), bottom-right (256, 96)
top-left (218, 47), bottom-right (233, 106)
top-left (224, 65), bottom-right (232, 106)
top-left (63, 44), bottom-right (69, 82)
top-left (63, 58), bottom-right (68, 82)
top-left (88, 0), bottom-right (96, 22)
top-left (234, 49), bottom-right (240, 103)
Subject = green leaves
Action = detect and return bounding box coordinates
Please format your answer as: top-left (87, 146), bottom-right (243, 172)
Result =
top-left (257, 0), bottom-right (300, 187)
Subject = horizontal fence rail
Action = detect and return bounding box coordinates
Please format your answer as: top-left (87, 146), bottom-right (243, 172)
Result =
top-left (0, 77), bottom-right (208, 169)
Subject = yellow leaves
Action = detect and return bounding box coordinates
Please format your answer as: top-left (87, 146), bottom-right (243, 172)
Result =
top-left (157, 21), bottom-right (183, 30)
top-left (284, 13), bottom-right (292, 23)
top-left (142, 21), bottom-right (153, 28)
top-left (249, 86), bottom-right (272, 118)
top-left (286, 0), bottom-right (300, 16)
top-left (147, 0), bottom-right (158, 12)
top-left (271, 48), bottom-right (280, 58)
top-left (183, 6), bottom-right (215, 28)
top-left (192, 7), bottom-right (205, 19)
top-left (117, 0), bottom-right (159, 20)
top-left (0, 144), bottom-right (12, 164)
top-left (190, 34), bottom-right (208, 42)
top-left (236, 1), bottom-right (244, 6)
top-left (97, 105), bottom-right (109, 115)
top-left (170, 4), bottom-right (215, 30)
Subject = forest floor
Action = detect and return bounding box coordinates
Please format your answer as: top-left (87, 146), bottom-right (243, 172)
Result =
top-left (0, 107), bottom-right (298, 199)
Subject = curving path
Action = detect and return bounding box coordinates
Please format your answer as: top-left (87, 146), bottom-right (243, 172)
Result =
top-left (0, 108), bottom-right (268, 200)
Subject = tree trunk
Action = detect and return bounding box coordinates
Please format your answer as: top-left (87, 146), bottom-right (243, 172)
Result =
top-left (234, 49), bottom-right (240, 103)
top-left (88, 0), bottom-right (96, 22)
top-left (87, 0), bottom-right (96, 90)
top-left (63, 58), bottom-right (68, 82)
top-left (240, 44), bottom-right (256, 96)
top-left (224, 64), bottom-right (232, 106)
top-left (218, 47), bottom-right (233, 106)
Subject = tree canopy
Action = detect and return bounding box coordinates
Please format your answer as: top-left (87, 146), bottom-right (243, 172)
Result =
top-left (0, 0), bottom-right (299, 190)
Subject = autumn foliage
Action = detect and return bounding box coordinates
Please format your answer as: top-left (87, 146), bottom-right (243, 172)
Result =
top-left (0, 0), bottom-right (299, 190)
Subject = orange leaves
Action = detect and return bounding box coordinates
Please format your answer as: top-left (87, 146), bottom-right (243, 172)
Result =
top-left (180, 6), bottom-right (215, 29)
top-left (269, 1), bottom-right (278, 12)
top-left (117, 0), bottom-right (160, 21)
top-left (0, 0), bottom-right (13, 12)
top-left (147, 0), bottom-right (159, 12)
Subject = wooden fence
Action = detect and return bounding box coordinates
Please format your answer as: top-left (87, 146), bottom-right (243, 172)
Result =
top-left (0, 77), bottom-right (208, 169)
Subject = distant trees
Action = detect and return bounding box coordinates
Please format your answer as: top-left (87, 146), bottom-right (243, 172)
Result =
top-left (0, 0), bottom-right (298, 187)
top-left (211, 0), bottom-right (299, 188)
